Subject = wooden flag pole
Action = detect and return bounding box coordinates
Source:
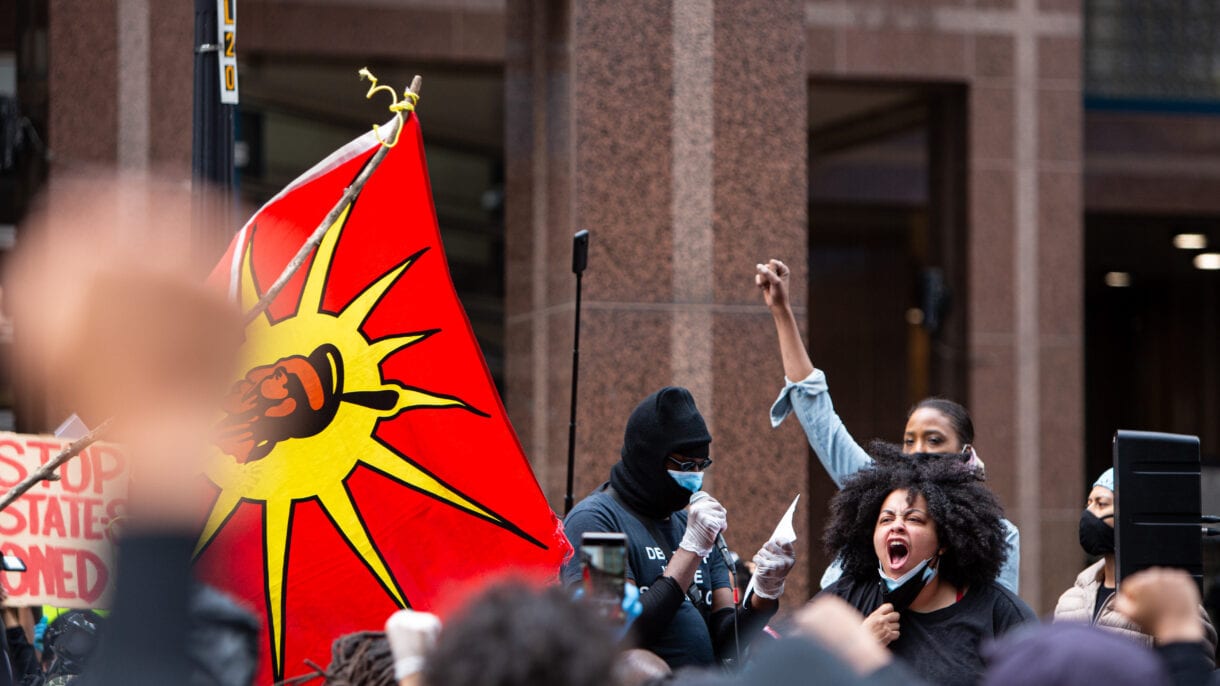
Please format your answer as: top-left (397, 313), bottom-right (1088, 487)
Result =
top-left (244, 73), bottom-right (422, 326)
top-left (0, 72), bottom-right (422, 512)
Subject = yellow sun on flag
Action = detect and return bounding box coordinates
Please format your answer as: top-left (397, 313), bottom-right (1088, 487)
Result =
top-left (194, 202), bottom-right (504, 676)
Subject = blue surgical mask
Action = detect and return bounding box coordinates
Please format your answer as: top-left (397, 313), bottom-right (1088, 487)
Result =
top-left (668, 470), bottom-right (704, 493)
top-left (879, 557), bottom-right (936, 591)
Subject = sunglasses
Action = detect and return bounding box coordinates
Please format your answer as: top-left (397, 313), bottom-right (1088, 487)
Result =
top-left (667, 454), bottom-right (714, 472)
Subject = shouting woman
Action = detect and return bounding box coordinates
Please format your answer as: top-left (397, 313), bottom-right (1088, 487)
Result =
top-left (820, 443), bottom-right (1035, 686)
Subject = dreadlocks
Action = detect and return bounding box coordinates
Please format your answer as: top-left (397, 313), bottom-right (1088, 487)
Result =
top-left (824, 440), bottom-right (1009, 590)
top-left (325, 631), bottom-right (397, 686)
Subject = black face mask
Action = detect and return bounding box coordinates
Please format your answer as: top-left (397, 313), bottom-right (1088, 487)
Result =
top-left (878, 557), bottom-right (937, 612)
top-left (1078, 509), bottom-right (1115, 556)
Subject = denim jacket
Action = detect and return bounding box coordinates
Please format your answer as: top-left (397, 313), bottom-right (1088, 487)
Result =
top-left (771, 369), bottom-right (1021, 593)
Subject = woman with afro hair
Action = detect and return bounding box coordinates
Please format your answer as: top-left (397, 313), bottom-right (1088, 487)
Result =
top-left (820, 441), bottom-right (1036, 686)
top-left (756, 258), bottom-right (1020, 595)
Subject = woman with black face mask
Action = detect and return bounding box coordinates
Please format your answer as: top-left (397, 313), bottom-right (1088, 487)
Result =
top-left (1053, 468), bottom-right (1217, 664)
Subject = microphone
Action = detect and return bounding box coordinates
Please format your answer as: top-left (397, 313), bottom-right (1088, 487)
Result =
top-left (690, 490), bottom-right (731, 564)
top-left (691, 490), bottom-right (743, 630)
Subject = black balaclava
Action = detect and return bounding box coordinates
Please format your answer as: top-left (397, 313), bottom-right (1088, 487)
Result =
top-left (609, 387), bottom-right (712, 520)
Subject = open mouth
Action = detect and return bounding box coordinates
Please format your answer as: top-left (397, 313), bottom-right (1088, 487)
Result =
top-left (887, 540), bottom-right (910, 570)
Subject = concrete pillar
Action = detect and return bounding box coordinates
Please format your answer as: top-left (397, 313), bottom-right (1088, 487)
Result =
top-left (506, 0), bottom-right (813, 603)
top-left (803, 0), bottom-right (1085, 611)
top-left (48, 0), bottom-right (192, 173)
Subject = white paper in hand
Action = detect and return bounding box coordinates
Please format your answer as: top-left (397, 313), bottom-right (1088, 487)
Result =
top-left (744, 494), bottom-right (800, 602)
top-left (770, 493), bottom-right (799, 545)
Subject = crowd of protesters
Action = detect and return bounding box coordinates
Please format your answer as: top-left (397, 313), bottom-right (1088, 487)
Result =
top-left (1, 240), bottom-right (1218, 686)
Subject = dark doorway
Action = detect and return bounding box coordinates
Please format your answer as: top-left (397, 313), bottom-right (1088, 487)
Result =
top-left (1085, 213), bottom-right (1220, 637)
top-left (803, 82), bottom-right (969, 581)
top-left (1085, 214), bottom-right (1220, 474)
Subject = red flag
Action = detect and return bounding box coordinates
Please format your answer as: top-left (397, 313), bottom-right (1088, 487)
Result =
top-left (198, 114), bottom-right (571, 683)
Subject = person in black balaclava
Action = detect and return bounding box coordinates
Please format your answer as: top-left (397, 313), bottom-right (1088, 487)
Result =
top-left (561, 387), bottom-right (795, 671)
top-left (1052, 468), bottom-right (1217, 661)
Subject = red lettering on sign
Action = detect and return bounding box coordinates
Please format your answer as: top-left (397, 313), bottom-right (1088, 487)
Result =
top-left (27, 441), bottom-right (58, 489)
top-left (0, 503), bottom-right (24, 537)
top-left (0, 440), bottom-right (27, 488)
top-left (61, 495), bottom-right (82, 538)
top-left (42, 496), bottom-right (66, 538)
top-left (25, 545), bottom-right (56, 597)
top-left (60, 452), bottom-right (90, 494)
top-left (91, 446), bottom-right (125, 495)
top-left (0, 543), bottom-right (112, 605)
top-left (58, 548), bottom-right (76, 600)
top-left (75, 549), bottom-right (107, 604)
top-left (83, 499), bottom-right (103, 541)
top-left (26, 493), bottom-right (45, 534)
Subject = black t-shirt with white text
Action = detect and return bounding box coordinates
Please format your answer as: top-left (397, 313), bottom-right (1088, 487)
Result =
top-left (562, 485), bottom-right (730, 669)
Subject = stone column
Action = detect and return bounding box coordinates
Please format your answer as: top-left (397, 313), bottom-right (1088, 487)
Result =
top-left (48, 0), bottom-right (192, 173)
top-left (21, 1), bottom-right (194, 433)
top-left (506, 0), bottom-right (812, 603)
top-left (966, 2), bottom-right (1085, 613)
top-left (798, 0), bottom-right (1084, 611)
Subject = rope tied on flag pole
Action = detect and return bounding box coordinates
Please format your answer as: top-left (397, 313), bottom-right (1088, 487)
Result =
top-left (243, 70), bottom-right (422, 327)
top-left (0, 71), bottom-right (423, 513)
top-left (358, 67), bottom-right (420, 149)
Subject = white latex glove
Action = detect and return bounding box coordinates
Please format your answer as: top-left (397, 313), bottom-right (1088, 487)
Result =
top-left (679, 494), bottom-right (727, 557)
top-left (752, 539), bottom-right (796, 599)
top-left (385, 609), bottom-right (442, 681)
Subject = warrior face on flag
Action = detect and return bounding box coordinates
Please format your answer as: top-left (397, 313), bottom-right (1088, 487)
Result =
top-left (196, 104), bottom-right (570, 683)
top-left (217, 345), bottom-right (347, 463)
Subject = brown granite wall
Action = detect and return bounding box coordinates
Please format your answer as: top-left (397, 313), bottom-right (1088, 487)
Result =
top-left (709, 0), bottom-right (811, 608)
top-left (1085, 111), bottom-right (1220, 216)
top-left (48, 0), bottom-right (190, 172)
top-left (49, 0), bottom-right (119, 164)
top-left (803, 0), bottom-right (1085, 613)
top-left (506, 0), bottom-right (812, 605)
top-left (32, 0), bottom-right (193, 430)
top-left (240, 0), bottom-right (505, 65)
top-left (147, 0), bottom-right (194, 172)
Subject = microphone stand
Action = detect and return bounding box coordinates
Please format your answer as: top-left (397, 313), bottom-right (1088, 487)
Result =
top-left (564, 230), bottom-right (589, 516)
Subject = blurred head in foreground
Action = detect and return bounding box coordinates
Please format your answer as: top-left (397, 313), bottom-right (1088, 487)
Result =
top-left (983, 623), bottom-right (1168, 686)
top-left (422, 583), bottom-right (617, 686)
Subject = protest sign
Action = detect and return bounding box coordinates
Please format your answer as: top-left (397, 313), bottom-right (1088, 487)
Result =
top-left (0, 433), bottom-right (126, 607)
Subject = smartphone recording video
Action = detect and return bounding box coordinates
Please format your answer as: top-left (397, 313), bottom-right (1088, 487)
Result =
top-left (1, 554), bottom-right (26, 573)
top-left (581, 532), bottom-right (627, 624)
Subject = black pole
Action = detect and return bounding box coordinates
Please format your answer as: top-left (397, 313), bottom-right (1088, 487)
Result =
top-left (564, 230), bottom-right (589, 516)
top-left (192, 0), bottom-right (235, 259)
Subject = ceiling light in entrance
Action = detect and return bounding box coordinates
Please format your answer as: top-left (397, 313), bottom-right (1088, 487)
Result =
top-left (1173, 233), bottom-right (1208, 250)
top-left (1104, 271), bottom-right (1131, 287)
top-left (1194, 253), bottom-right (1220, 270)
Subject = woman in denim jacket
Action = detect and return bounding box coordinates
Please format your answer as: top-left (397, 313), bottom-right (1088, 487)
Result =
top-left (755, 259), bottom-right (1020, 594)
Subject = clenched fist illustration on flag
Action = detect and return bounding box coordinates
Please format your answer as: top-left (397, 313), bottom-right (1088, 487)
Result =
top-left (197, 110), bottom-right (570, 684)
